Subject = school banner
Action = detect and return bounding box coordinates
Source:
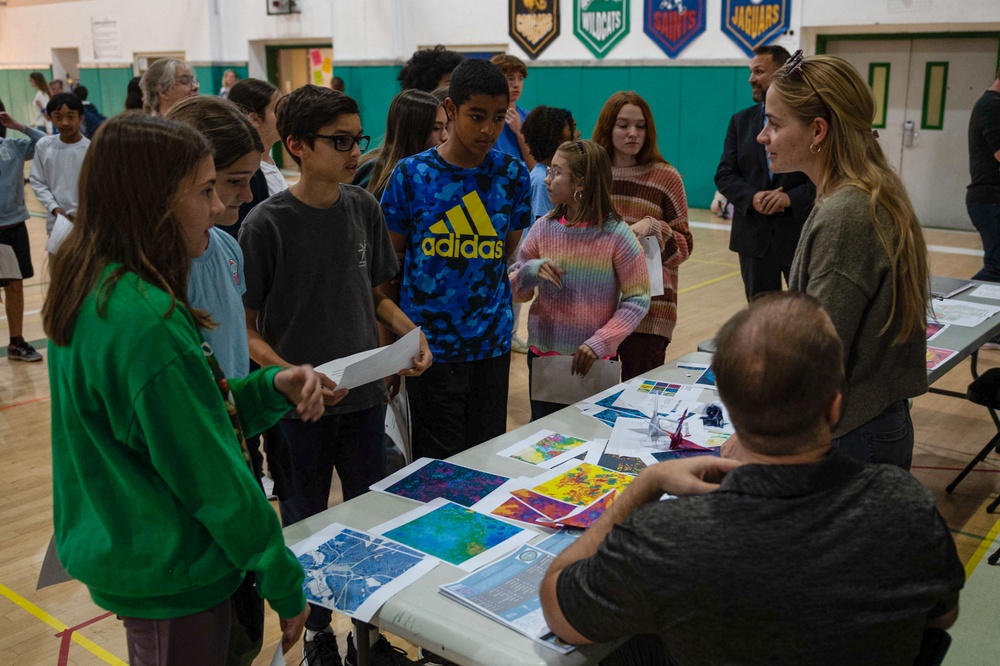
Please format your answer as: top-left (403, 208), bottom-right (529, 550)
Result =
top-left (643, 0), bottom-right (706, 59)
top-left (574, 0), bottom-right (630, 59)
top-left (510, 0), bottom-right (560, 59)
top-left (721, 0), bottom-right (790, 58)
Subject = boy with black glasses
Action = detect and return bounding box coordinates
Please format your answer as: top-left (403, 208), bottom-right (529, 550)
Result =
top-left (239, 85), bottom-right (431, 666)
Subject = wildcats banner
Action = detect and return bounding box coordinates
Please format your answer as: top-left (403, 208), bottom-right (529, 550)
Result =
top-left (510, 0), bottom-right (560, 59)
top-left (644, 0), bottom-right (705, 59)
top-left (721, 0), bottom-right (790, 57)
top-left (574, 0), bottom-right (630, 59)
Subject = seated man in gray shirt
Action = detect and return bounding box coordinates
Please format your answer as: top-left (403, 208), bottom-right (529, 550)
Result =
top-left (540, 291), bottom-right (964, 666)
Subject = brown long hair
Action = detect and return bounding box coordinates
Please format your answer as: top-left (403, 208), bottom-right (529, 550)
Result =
top-left (29, 72), bottom-right (51, 97)
top-left (367, 89), bottom-right (442, 196)
top-left (43, 114), bottom-right (213, 345)
top-left (592, 91), bottom-right (667, 167)
top-left (770, 54), bottom-right (928, 344)
top-left (549, 140), bottom-right (619, 228)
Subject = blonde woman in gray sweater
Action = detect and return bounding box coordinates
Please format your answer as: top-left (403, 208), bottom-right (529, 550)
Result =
top-left (757, 51), bottom-right (928, 470)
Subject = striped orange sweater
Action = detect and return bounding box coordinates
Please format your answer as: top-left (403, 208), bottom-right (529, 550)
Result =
top-left (611, 162), bottom-right (692, 340)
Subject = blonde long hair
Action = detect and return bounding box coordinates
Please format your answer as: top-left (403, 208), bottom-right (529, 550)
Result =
top-left (770, 54), bottom-right (928, 344)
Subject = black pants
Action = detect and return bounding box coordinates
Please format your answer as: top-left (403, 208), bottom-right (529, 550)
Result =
top-left (407, 353), bottom-right (511, 459)
top-left (738, 251), bottom-right (791, 302)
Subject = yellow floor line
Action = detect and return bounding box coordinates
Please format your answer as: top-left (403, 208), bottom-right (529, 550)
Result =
top-left (680, 270), bottom-right (742, 294)
top-left (0, 582), bottom-right (126, 665)
top-left (964, 515), bottom-right (1000, 579)
top-left (688, 259), bottom-right (740, 267)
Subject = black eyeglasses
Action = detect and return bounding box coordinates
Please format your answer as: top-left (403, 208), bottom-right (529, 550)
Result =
top-left (781, 50), bottom-right (830, 116)
top-left (307, 133), bottom-right (371, 152)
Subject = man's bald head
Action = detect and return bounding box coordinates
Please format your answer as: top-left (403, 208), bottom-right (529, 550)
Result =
top-left (714, 292), bottom-right (844, 455)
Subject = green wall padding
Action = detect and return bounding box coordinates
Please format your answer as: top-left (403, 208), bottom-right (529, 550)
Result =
top-left (78, 67), bottom-right (133, 116)
top-left (192, 65), bottom-right (250, 98)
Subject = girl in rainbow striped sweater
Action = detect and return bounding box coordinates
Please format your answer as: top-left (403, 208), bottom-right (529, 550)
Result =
top-left (510, 140), bottom-right (651, 421)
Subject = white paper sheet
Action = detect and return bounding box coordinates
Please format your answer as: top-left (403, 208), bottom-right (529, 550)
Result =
top-left (370, 498), bottom-right (535, 572)
top-left (931, 299), bottom-right (1000, 327)
top-left (290, 523), bottom-right (439, 623)
top-left (969, 284), bottom-right (1000, 301)
top-left (641, 235), bottom-right (664, 297)
top-left (45, 214), bottom-right (73, 254)
top-left (495, 429), bottom-right (597, 469)
top-left (0, 244), bottom-right (22, 280)
top-left (314, 327), bottom-right (420, 390)
top-left (612, 377), bottom-right (703, 416)
top-left (269, 644), bottom-right (285, 666)
top-left (530, 355), bottom-right (621, 405)
top-left (583, 439), bottom-right (657, 468)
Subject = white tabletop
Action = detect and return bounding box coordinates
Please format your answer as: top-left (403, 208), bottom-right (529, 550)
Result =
top-left (283, 352), bottom-right (717, 666)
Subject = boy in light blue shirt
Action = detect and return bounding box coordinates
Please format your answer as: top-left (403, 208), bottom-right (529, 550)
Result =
top-left (0, 111), bottom-right (46, 361)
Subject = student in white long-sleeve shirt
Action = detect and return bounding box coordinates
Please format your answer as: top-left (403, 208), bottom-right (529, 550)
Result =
top-left (29, 94), bottom-right (89, 235)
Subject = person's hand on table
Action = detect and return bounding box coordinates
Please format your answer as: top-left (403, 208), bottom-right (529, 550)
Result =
top-left (279, 604), bottom-right (310, 654)
top-left (537, 260), bottom-right (564, 288)
top-left (644, 455), bottom-right (742, 497)
top-left (572, 344), bottom-right (597, 376)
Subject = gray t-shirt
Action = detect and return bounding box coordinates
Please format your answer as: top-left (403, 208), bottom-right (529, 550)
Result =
top-left (557, 450), bottom-right (964, 666)
top-left (240, 185), bottom-right (399, 415)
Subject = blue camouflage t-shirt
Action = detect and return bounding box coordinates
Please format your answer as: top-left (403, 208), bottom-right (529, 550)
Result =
top-left (381, 147), bottom-right (532, 362)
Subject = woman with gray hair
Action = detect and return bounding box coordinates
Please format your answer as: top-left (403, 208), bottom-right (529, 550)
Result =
top-left (139, 58), bottom-right (199, 115)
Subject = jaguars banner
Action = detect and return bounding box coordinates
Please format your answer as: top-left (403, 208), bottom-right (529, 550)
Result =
top-left (510, 0), bottom-right (560, 59)
top-left (721, 0), bottom-right (790, 58)
top-left (644, 0), bottom-right (705, 59)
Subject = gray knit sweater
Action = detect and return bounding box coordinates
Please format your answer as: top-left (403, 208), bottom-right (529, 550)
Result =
top-left (789, 186), bottom-right (927, 437)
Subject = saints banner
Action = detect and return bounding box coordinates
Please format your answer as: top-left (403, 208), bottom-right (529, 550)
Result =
top-left (574, 0), bottom-right (630, 59)
top-left (510, 0), bottom-right (560, 59)
top-left (644, 0), bottom-right (706, 59)
top-left (721, 0), bottom-right (790, 58)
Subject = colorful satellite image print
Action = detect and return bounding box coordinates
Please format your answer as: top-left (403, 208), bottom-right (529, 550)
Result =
top-left (508, 489), bottom-right (578, 520)
top-left (382, 502), bottom-right (523, 566)
top-left (384, 460), bottom-right (508, 507)
top-left (597, 453), bottom-right (647, 475)
top-left (510, 433), bottom-right (588, 465)
top-left (529, 463), bottom-right (632, 506)
top-left (490, 497), bottom-right (550, 525)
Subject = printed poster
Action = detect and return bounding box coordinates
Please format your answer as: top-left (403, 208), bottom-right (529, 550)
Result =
top-left (574, 0), bottom-right (630, 59)
top-left (720, 0), bottom-right (790, 58)
top-left (644, 0), bottom-right (706, 59)
top-left (510, 0), bottom-right (560, 59)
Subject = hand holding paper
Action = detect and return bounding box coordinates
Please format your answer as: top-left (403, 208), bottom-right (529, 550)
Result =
top-left (273, 364), bottom-right (327, 420)
top-left (571, 344), bottom-right (597, 376)
top-left (279, 605), bottom-right (309, 655)
top-left (397, 329), bottom-right (432, 377)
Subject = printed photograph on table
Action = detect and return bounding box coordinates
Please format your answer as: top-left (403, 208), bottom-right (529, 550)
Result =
top-left (371, 457), bottom-right (509, 507)
top-left (535, 529), bottom-right (583, 556)
top-left (926, 346), bottom-right (959, 371)
top-left (509, 489), bottom-right (579, 520)
top-left (291, 523), bottom-right (439, 623)
top-left (650, 448), bottom-right (720, 462)
top-left (529, 462), bottom-right (633, 506)
top-left (489, 496), bottom-right (552, 526)
top-left (542, 490), bottom-right (617, 529)
top-left (374, 498), bottom-right (534, 571)
top-left (926, 322), bottom-right (948, 341)
top-left (497, 429), bottom-right (594, 468)
top-left (596, 452), bottom-right (649, 475)
top-left (695, 366), bottom-right (716, 388)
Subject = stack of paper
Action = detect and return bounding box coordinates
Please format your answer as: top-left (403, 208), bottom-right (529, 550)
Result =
top-left (439, 544), bottom-right (576, 654)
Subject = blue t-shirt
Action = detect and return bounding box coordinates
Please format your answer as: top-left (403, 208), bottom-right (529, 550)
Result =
top-left (381, 147), bottom-right (532, 362)
top-left (189, 227), bottom-right (249, 378)
top-left (529, 162), bottom-right (552, 220)
top-left (493, 106), bottom-right (529, 162)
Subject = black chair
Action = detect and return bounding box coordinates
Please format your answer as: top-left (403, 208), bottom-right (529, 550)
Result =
top-left (945, 368), bottom-right (1000, 513)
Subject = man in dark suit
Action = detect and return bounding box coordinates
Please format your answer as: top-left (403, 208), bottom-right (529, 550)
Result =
top-left (716, 45), bottom-right (816, 300)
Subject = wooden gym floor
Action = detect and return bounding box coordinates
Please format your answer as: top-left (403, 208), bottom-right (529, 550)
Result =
top-left (1, 177), bottom-right (999, 664)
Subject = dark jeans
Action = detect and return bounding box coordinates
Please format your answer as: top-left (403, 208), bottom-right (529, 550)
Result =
top-left (738, 250), bottom-right (791, 301)
top-left (831, 400), bottom-right (914, 470)
top-left (969, 203), bottom-right (1000, 283)
top-left (122, 599), bottom-right (230, 666)
top-left (618, 332), bottom-right (668, 381)
top-left (276, 404), bottom-right (387, 631)
top-left (526, 351), bottom-right (568, 422)
top-left (407, 353), bottom-right (511, 459)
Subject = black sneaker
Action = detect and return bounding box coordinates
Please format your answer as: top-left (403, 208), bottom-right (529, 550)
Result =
top-left (7, 339), bottom-right (42, 362)
top-left (302, 627), bottom-right (342, 666)
top-left (345, 632), bottom-right (413, 666)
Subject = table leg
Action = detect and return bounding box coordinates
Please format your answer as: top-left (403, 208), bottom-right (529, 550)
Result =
top-left (353, 619), bottom-right (371, 666)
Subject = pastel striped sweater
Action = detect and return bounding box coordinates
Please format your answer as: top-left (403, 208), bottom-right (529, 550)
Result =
top-left (510, 216), bottom-right (650, 358)
top-left (611, 162), bottom-right (692, 340)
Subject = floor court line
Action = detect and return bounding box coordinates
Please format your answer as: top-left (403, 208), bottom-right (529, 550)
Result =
top-left (679, 270), bottom-right (742, 294)
top-left (963, 516), bottom-right (1000, 578)
top-left (0, 395), bottom-right (50, 412)
top-left (0, 582), bottom-right (127, 665)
